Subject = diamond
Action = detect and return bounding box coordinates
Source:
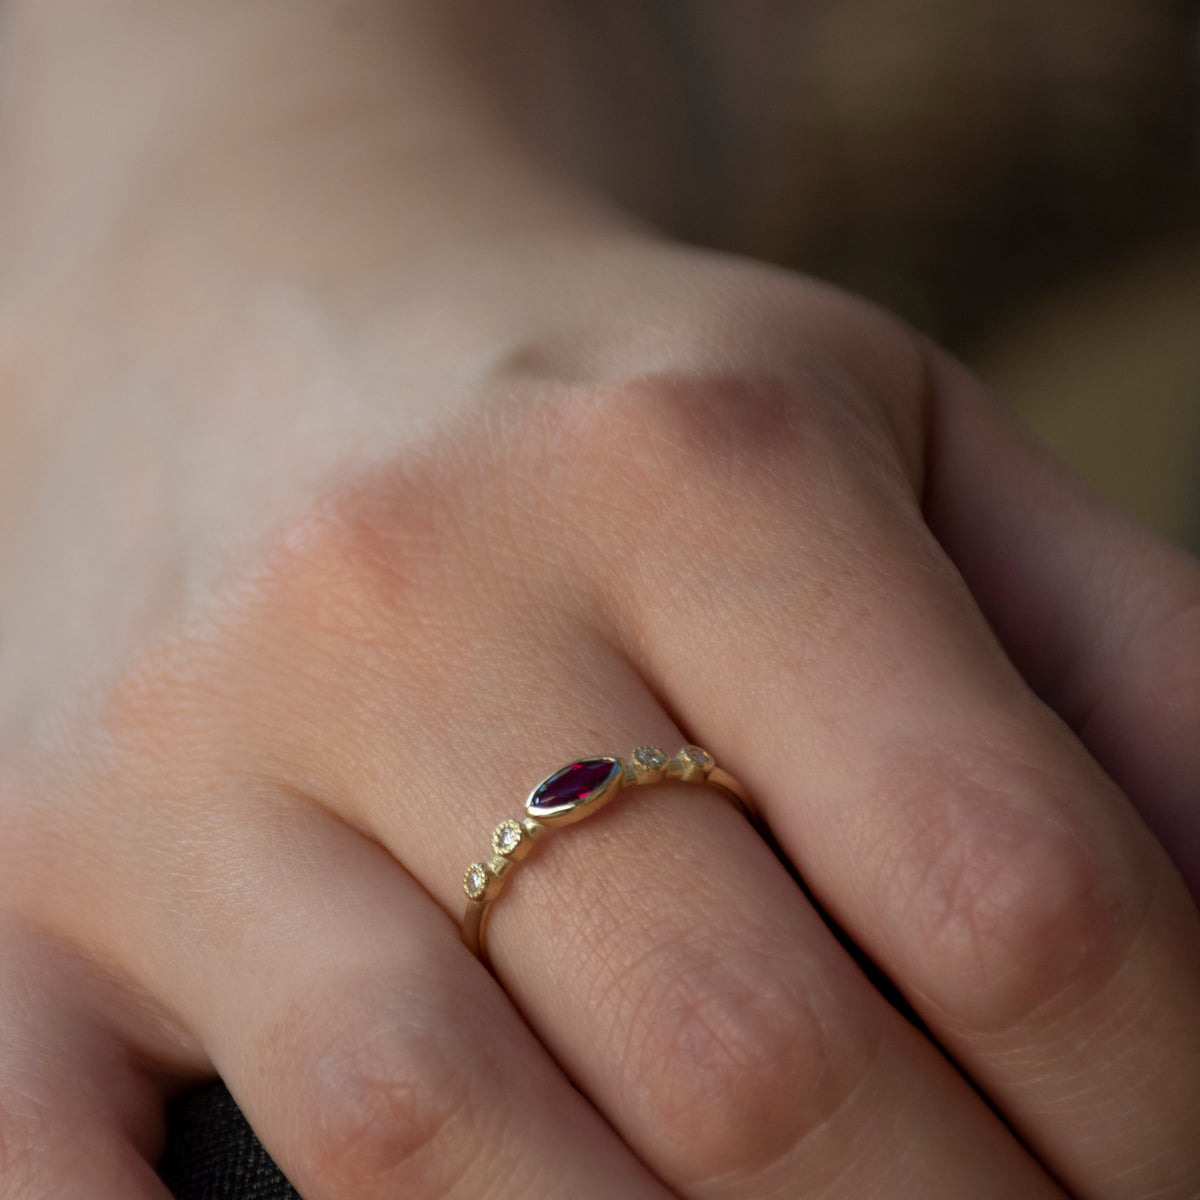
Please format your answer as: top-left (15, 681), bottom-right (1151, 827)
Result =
top-left (491, 819), bottom-right (524, 856)
top-left (464, 862), bottom-right (490, 900)
top-left (632, 745), bottom-right (667, 771)
top-left (683, 745), bottom-right (713, 769)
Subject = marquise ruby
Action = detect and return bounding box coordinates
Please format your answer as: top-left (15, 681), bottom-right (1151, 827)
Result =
top-left (526, 757), bottom-right (621, 820)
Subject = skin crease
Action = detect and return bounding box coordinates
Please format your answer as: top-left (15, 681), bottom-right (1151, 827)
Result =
top-left (1, 3), bottom-right (1199, 1200)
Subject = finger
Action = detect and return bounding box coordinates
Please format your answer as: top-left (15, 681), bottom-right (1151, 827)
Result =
top-left (921, 344), bottom-right (1200, 894)
top-left (236, 546), bottom-right (1067, 1200)
top-left (610, 370), bottom-right (1200, 1198)
top-left (0, 921), bottom-right (173, 1200)
top-left (114, 802), bottom-right (676, 1200)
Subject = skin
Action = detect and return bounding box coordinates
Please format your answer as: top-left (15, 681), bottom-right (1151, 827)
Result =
top-left (1, 2), bottom-right (1198, 1197)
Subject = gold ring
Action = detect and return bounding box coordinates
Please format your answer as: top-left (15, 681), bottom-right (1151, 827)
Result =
top-left (461, 744), bottom-right (757, 966)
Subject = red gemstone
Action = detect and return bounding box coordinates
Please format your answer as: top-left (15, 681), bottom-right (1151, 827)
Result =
top-left (526, 757), bottom-right (621, 819)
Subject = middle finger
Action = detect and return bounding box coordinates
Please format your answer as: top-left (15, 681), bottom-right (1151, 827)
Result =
top-left (612, 370), bottom-right (1200, 1197)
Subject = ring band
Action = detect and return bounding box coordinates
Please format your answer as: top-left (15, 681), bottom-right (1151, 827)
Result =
top-left (461, 744), bottom-right (757, 966)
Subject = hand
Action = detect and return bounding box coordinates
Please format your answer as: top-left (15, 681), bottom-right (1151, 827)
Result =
top-left (1, 5), bottom-right (1198, 1198)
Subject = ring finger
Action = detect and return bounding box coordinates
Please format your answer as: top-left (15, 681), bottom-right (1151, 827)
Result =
top-left (232, 540), bottom-right (1068, 1200)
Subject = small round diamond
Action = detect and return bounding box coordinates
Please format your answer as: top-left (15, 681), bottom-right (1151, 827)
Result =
top-left (683, 745), bottom-right (713, 770)
top-left (632, 745), bottom-right (667, 771)
top-left (491, 819), bottom-right (524, 856)
top-left (464, 862), bottom-right (490, 900)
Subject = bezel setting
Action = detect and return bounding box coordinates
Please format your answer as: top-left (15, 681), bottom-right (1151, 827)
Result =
top-left (491, 819), bottom-right (524, 856)
top-left (464, 862), bottom-right (491, 900)
top-left (524, 756), bottom-right (624, 826)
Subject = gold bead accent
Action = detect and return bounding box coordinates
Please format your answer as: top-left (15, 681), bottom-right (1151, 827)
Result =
top-left (492, 819), bottom-right (524, 856)
top-left (464, 862), bottom-right (490, 900)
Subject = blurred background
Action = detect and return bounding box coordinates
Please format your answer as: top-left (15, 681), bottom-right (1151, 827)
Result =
top-left (725, 0), bottom-right (1200, 549)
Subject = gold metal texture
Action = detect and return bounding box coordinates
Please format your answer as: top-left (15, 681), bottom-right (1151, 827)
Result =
top-left (462, 745), bottom-right (756, 967)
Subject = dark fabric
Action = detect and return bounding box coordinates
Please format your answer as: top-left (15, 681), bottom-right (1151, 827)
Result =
top-left (158, 1082), bottom-right (299, 1200)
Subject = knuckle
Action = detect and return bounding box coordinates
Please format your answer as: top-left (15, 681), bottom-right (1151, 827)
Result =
top-left (283, 980), bottom-right (489, 1197)
top-left (617, 933), bottom-right (875, 1187)
top-left (527, 363), bottom-right (922, 615)
top-left (530, 373), bottom-right (826, 569)
top-left (888, 743), bottom-right (1131, 1031)
top-left (543, 372), bottom-right (808, 526)
top-left (305, 1039), bottom-right (467, 1196)
top-left (560, 371), bottom-right (802, 472)
top-left (251, 483), bottom-right (461, 653)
